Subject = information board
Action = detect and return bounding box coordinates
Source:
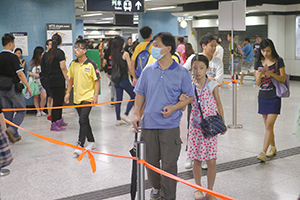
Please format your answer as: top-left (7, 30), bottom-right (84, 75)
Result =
top-left (46, 24), bottom-right (73, 68)
top-left (10, 32), bottom-right (29, 56)
top-left (85, 0), bottom-right (144, 12)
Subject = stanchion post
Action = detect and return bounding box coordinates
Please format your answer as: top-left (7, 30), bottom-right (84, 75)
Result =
top-left (227, 2), bottom-right (243, 130)
top-left (137, 141), bottom-right (146, 200)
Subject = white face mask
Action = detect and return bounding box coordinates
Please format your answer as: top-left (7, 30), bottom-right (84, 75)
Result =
top-left (151, 46), bottom-right (166, 60)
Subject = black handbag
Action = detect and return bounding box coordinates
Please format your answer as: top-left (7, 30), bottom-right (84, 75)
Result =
top-left (194, 80), bottom-right (227, 138)
top-left (111, 65), bottom-right (122, 83)
top-left (0, 76), bottom-right (13, 91)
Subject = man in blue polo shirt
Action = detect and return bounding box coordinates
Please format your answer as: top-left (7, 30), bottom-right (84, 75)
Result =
top-left (132, 32), bottom-right (194, 200)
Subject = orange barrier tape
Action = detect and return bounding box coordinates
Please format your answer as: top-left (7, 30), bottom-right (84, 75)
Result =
top-left (2, 99), bottom-right (135, 112)
top-left (143, 161), bottom-right (237, 200)
top-left (3, 80), bottom-right (237, 112)
top-left (5, 118), bottom-right (235, 199)
top-left (4, 119), bottom-right (136, 173)
top-left (218, 80), bottom-right (238, 86)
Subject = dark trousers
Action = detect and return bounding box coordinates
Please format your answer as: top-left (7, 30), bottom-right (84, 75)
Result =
top-left (75, 101), bottom-right (94, 147)
top-left (114, 79), bottom-right (135, 120)
top-left (50, 86), bottom-right (65, 123)
top-left (141, 127), bottom-right (182, 200)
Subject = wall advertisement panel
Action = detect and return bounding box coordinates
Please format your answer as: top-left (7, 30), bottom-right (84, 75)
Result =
top-left (46, 24), bottom-right (73, 67)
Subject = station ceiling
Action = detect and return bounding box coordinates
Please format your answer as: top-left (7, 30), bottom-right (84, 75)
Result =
top-left (76, 0), bottom-right (300, 32)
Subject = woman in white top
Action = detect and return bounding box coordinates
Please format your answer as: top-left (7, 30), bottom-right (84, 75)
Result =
top-left (27, 46), bottom-right (47, 117)
top-left (214, 37), bottom-right (224, 61)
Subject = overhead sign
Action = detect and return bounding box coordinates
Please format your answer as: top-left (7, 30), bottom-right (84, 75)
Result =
top-left (85, 0), bottom-right (145, 12)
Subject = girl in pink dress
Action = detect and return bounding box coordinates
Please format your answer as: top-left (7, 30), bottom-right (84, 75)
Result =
top-left (185, 54), bottom-right (226, 200)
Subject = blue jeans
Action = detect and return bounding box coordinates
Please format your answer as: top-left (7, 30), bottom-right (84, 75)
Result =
top-left (114, 79), bottom-right (135, 120)
top-left (0, 86), bottom-right (26, 139)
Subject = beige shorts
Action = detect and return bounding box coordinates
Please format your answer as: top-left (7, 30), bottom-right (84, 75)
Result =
top-left (241, 61), bottom-right (254, 74)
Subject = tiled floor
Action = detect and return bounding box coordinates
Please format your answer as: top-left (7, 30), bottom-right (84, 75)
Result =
top-left (1, 72), bottom-right (300, 200)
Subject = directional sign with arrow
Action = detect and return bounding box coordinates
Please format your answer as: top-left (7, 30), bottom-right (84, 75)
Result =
top-left (86, 0), bottom-right (145, 12)
top-left (135, 1), bottom-right (142, 11)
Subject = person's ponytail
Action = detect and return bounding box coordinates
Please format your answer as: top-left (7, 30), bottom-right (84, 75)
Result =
top-left (48, 33), bottom-right (62, 65)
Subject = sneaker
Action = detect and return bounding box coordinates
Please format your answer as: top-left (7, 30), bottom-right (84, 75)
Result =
top-left (56, 118), bottom-right (68, 127)
top-left (47, 115), bottom-right (52, 121)
top-left (86, 142), bottom-right (96, 150)
top-left (185, 158), bottom-right (193, 169)
top-left (36, 112), bottom-right (41, 117)
top-left (121, 115), bottom-right (131, 123)
top-left (202, 161), bottom-right (208, 169)
top-left (132, 127), bottom-right (141, 132)
top-left (150, 187), bottom-right (160, 200)
top-left (194, 190), bottom-right (204, 200)
top-left (74, 147), bottom-right (83, 157)
top-left (41, 111), bottom-right (47, 116)
top-left (116, 120), bottom-right (126, 126)
top-left (50, 122), bottom-right (66, 131)
top-left (257, 151), bottom-right (266, 162)
top-left (266, 146), bottom-right (277, 157)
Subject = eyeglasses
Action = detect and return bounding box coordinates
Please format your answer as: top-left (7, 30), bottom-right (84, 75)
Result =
top-left (73, 47), bottom-right (86, 50)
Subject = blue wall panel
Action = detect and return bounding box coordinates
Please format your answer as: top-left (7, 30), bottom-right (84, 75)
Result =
top-left (138, 11), bottom-right (179, 38)
top-left (0, 0), bottom-right (76, 69)
top-left (76, 19), bottom-right (84, 39)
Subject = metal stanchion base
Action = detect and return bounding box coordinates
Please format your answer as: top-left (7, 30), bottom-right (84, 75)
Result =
top-left (0, 168), bottom-right (10, 177)
top-left (227, 124), bottom-right (243, 129)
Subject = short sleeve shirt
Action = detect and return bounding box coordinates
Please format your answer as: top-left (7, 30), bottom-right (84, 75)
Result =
top-left (254, 57), bottom-right (285, 99)
top-left (41, 48), bottom-right (66, 87)
top-left (103, 51), bottom-right (112, 75)
top-left (134, 60), bottom-right (194, 129)
top-left (242, 44), bottom-right (253, 62)
top-left (176, 44), bottom-right (185, 55)
top-left (0, 50), bottom-right (23, 83)
top-left (68, 57), bottom-right (100, 104)
top-left (229, 43), bottom-right (238, 59)
top-left (253, 42), bottom-right (260, 58)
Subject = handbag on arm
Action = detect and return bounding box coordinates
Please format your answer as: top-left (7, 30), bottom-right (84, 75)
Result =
top-left (271, 58), bottom-right (290, 98)
top-left (192, 79), bottom-right (227, 138)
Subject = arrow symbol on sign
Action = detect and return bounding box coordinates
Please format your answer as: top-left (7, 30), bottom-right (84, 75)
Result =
top-left (135, 1), bottom-right (142, 10)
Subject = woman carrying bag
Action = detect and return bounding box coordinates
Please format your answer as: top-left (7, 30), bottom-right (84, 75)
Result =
top-left (27, 46), bottom-right (47, 117)
top-left (111, 36), bottom-right (136, 126)
top-left (254, 38), bottom-right (287, 162)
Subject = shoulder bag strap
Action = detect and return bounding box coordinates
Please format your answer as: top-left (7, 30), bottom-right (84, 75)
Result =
top-left (194, 79), bottom-right (207, 120)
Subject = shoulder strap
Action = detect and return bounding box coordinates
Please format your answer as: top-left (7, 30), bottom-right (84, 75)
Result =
top-left (275, 58), bottom-right (280, 75)
top-left (194, 79), bottom-right (207, 119)
top-left (145, 42), bottom-right (152, 51)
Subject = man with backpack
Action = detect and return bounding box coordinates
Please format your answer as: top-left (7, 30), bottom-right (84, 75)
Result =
top-left (130, 26), bottom-right (153, 86)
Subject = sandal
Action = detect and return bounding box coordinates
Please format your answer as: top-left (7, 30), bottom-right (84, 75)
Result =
top-left (205, 194), bottom-right (218, 200)
top-left (194, 190), bottom-right (205, 200)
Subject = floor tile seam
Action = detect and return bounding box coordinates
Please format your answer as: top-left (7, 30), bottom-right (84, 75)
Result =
top-left (56, 147), bottom-right (300, 199)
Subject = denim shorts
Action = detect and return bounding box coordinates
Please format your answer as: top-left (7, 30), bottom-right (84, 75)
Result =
top-left (229, 58), bottom-right (239, 72)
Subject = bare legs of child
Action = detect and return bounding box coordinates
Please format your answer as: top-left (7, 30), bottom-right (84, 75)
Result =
top-left (193, 159), bottom-right (217, 200)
